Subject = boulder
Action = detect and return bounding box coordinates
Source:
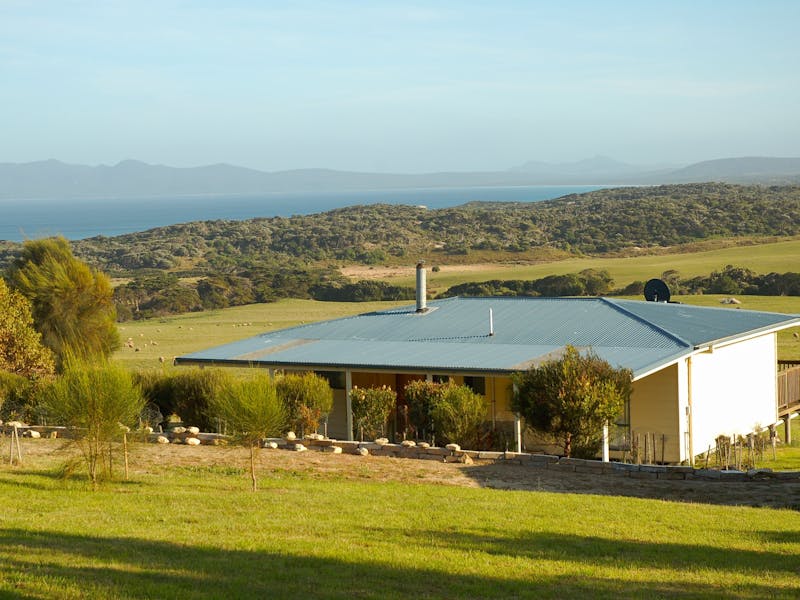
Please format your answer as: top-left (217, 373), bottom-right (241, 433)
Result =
top-left (445, 443), bottom-right (461, 452)
top-left (264, 441), bottom-right (279, 449)
top-left (185, 437), bottom-right (201, 446)
top-left (23, 430), bottom-right (41, 439)
top-left (401, 440), bottom-right (416, 447)
top-left (356, 447), bottom-right (369, 456)
top-left (286, 431), bottom-right (297, 441)
top-left (156, 435), bottom-right (170, 444)
top-left (186, 426), bottom-right (200, 435)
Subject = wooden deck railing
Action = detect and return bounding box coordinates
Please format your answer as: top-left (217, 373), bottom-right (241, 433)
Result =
top-left (777, 364), bottom-right (800, 416)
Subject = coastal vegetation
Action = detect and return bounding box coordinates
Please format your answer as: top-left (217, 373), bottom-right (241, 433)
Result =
top-left (2, 183), bottom-right (800, 320)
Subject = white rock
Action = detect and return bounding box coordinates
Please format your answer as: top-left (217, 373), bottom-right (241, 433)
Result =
top-left (156, 435), bottom-right (170, 444)
top-left (328, 446), bottom-right (342, 454)
top-left (286, 431), bottom-right (297, 441)
top-left (7, 421), bottom-right (24, 428)
top-left (24, 430), bottom-right (41, 438)
top-left (305, 432), bottom-right (324, 440)
top-left (264, 441), bottom-right (279, 449)
top-left (186, 426), bottom-right (200, 435)
top-left (185, 437), bottom-right (201, 446)
top-left (417, 442), bottom-right (430, 448)
top-left (143, 426), bottom-right (154, 434)
top-left (445, 443), bottom-right (461, 452)
top-left (171, 426), bottom-right (186, 434)
top-left (293, 443), bottom-right (307, 452)
top-left (356, 447), bottom-right (369, 456)
top-left (374, 437), bottom-right (389, 445)
top-left (401, 440), bottom-right (416, 447)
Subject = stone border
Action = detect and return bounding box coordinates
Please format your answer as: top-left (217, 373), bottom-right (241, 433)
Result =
top-left (6, 426), bottom-right (799, 481)
top-left (278, 438), bottom-right (800, 482)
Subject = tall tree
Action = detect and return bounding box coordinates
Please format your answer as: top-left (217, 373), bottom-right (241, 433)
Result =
top-left (7, 237), bottom-right (119, 366)
top-left (512, 345), bottom-right (632, 458)
top-left (0, 278), bottom-right (55, 378)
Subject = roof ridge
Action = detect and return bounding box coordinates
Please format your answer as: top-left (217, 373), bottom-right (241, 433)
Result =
top-left (600, 298), bottom-right (693, 348)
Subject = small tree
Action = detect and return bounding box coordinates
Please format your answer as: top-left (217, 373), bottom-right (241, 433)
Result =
top-left (275, 373), bottom-right (333, 435)
top-left (41, 360), bottom-right (145, 487)
top-left (350, 385), bottom-right (396, 441)
top-left (512, 345), bottom-right (632, 459)
top-left (209, 375), bottom-right (286, 491)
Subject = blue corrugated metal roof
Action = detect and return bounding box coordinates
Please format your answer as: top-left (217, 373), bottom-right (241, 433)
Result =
top-left (176, 297), bottom-right (800, 378)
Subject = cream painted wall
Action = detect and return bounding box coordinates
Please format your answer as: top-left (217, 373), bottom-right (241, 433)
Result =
top-left (689, 333), bottom-right (777, 456)
top-left (630, 364), bottom-right (682, 463)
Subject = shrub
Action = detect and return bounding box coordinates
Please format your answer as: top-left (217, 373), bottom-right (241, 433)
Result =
top-left (208, 374), bottom-right (286, 491)
top-left (512, 345), bottom-right (632, 458)
top-left (430, 385), bottom-right (487, 448)
top-left (0, 371), bottom-right (45, 424)
top-left (350, 386), bottom-right (396, 441)
top-left (275, 373), bottom-right (333, 435)
top-left (404, 380), bottom-right (487, 447)
top-left (134, 368), bottom-right (231, 432)
top-left (403, 380), bottom-right (442, 441)
top-left (41, 361), bottom-right (145, 486)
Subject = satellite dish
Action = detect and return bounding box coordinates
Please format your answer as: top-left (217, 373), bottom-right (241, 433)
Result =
top-left (644, 279), bottom-right (671, 303)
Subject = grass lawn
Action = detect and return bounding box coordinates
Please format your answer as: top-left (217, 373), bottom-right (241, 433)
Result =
top-left (1, 442), bottom-right (799, 599)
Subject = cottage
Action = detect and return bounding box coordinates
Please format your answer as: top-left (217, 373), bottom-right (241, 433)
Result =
top-left (176, 267), bottom-right (799, 464)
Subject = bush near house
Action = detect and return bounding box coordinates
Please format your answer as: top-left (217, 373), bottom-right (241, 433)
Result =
top-left (134, 368), bottom-right (232, 432)
top-left (403, 380), bottom-right (487, 447)
top-left (350, 385), bottom-right (396, 441)
top-left (512, 345), bottom-right (632, 459)
top-left (275, 373), bottom-right (334, 436)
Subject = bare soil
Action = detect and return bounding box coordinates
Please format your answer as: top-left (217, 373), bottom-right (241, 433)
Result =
top-left (9, 439), bottom-right (800, 509)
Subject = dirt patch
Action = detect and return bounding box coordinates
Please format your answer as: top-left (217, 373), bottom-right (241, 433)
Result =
top-left (8, 439), bottom-right (800, 509)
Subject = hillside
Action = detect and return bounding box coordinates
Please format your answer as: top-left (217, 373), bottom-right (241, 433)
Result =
top-left (69, 183), bottom-right (800, 271)
top-left (3, 183), bottom-right (800, 319)
top-left (1, 156), bottom-right (799, 200)
top-left (1, 183), bottom-right (799, 275)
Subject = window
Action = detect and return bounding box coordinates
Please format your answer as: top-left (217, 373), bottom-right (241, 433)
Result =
top-left (463, 376), bottom-right (486, 395)
top-left (315, 370), bottom-right (346, 390)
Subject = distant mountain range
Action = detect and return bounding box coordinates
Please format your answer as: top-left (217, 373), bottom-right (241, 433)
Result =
top-left (1, 156), bottom-right (798, 200)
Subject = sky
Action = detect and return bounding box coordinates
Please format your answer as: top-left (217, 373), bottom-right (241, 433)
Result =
top-left (1, 0), bottom-right (798, 173)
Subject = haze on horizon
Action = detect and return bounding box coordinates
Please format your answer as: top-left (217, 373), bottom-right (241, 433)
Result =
top-left (1, 1), bottom-right (798, 174)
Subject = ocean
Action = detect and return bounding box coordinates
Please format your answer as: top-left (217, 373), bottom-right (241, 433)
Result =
top-left (0, 185), bottom-right (604, 242)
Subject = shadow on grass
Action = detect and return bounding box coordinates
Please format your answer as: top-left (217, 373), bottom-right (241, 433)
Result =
top-left (0, 528), bottom-right (797, 599)
top-left (460, 463), bottom-right (800, 509)
top-left (374, 526), bottom-right (800, 577)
